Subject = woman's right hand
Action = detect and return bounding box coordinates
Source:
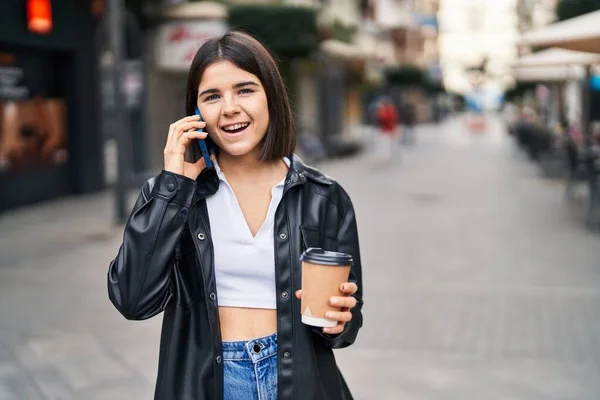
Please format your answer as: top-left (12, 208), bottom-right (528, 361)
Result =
top-left (163, 115), bottom-right (210, 180)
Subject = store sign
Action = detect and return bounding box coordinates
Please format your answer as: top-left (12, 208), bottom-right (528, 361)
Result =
top-left (0, 51), bottom-right (68, 174)
top-left (156, 21), bottom-right (227, 71)
top-left (0, 65), bottom-right (29, 100)
top-left (27, 0), bottom-right (53, 35)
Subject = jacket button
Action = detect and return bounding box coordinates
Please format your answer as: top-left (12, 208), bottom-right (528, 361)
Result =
top-left (167, 182), bottom-right (175, 192)
top-left (197, 233), bottom-right (205, 241)
top-left (285, 179), bottom-right (291, 185)
top-left (279, 233), bottom-right (287, 240)
top-left (283, 352), bottom-right (291, 359)
top-left (216, 355), bottom-right (222, 364)
top-left (281, 291), bottom-right (289, 299)
top-left (209, 292), bottom-right (216, 301)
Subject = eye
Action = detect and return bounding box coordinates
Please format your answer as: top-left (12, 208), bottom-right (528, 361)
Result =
top-left (204, 94), bottom-right (220, 102)
top-left (238, 88), bottom-right (254, 95)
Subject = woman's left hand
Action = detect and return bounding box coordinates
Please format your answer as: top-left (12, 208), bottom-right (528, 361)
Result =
top-left (295, 282), bottom-right (358, 335)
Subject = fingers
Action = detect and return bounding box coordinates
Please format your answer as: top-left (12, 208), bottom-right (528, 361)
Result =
top-left (178, 129), bottom-right (208, 146)
top-left (179, 115), bottom-right (203, 123)
top-left (167, 116), bottom-right (200, 140)
top-left (295, 290), bottom-right (302, 299)
top-left (325, 310), bottom-right (352, 323)
top-left (323, 324), bottom-right (345, 335)
top-left (340, 282), bottom-right (358, 295)
top-left (166, 117), bottom-right (205, 150)
top-left (329, 296), bottom-right (357, 309)
top-left (322, 309), bottom-right (351, 334)
top-left (173, 122), bottom-right (206, 142)
top-left (165, 131), bottom-right (209, 164)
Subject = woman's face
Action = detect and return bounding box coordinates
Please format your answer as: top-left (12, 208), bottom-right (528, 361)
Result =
top-left (196, 61), bottom-right (269, 158)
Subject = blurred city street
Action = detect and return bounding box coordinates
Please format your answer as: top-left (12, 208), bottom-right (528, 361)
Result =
top-left (1, 114), bottom-right (600, 399)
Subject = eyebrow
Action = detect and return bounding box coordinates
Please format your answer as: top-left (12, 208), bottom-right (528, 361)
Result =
top-left (198, 81), bottom-right (260, 98)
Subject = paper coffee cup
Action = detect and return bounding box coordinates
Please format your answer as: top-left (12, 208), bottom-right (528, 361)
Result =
top-left (299, 248), bottom-right (353, 327)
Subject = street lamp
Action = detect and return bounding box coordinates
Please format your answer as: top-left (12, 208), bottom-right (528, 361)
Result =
top-left (107, 0), bottom-right (132, 224)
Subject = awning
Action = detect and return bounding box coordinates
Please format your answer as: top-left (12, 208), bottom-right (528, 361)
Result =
top-left (513, 65), bottom-right (585, 82)
top-left (516, 48), bottom-right (600, 68)
top-left (521, 10), bottom-right (600, 53)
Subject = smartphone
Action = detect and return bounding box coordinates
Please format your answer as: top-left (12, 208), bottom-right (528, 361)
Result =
top-left (194, 106), bottom-right (213, 168)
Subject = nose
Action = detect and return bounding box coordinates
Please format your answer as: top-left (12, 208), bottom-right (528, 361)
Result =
top-left (221, 94), bottom-right (241, 117)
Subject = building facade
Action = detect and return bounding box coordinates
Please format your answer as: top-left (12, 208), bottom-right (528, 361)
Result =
top-left (0, 0), bottom-right (104, 211)
top-left (438, 0), bottom-right (520, 96)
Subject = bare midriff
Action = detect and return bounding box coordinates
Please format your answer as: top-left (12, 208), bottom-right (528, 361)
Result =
top-left (219, 307), bottom-right (277, 341)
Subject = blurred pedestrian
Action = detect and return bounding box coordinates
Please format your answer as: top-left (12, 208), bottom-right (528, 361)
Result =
top-left (400, 101), bottom-right (416, 145)
top-left (373, 95), bottom-right (398, 164)
top-left (107, 31), bottom-right (363, 400)
top-left (296, 127), bottom-right (326, 165)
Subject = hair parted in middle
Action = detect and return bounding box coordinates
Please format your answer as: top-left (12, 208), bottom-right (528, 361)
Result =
top-left (184, 30), bottom-right (295, 163)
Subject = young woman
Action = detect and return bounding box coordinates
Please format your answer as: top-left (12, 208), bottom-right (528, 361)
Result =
top-left (108, 31), bottom-right (363, 400)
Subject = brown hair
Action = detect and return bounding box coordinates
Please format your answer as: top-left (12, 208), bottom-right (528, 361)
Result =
top-left (185, 31), bottom-right (295, 162)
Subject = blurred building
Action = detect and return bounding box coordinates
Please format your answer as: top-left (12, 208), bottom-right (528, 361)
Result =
top-left (0, 0), bottom-right (104, 211)
top-left (516, 0), bottom-right (558, 58)
top-left (370, 0), bottom-right (441, 121)
top-left (143, 1), bottom-right (228, 171)
top-left (416, 0), bottom-right (441, 77)
top-left (378, 0), bottom-right (439, 68)
top-left (0, 0), bottom-right (441, 211)
top-left (438, 0), bottom-right (520, 97)
top-left (513, 0), bottom-right (583, 126)
top-left (517, 0), bottom-right (558, 33)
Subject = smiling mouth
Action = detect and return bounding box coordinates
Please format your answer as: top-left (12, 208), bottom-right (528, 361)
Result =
top-left (221, 122), bottom-right (250, 134)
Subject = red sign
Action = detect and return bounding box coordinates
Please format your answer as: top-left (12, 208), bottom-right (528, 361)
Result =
top-left (27, 0), bottom-right (53, 35)
top-left (168, 25), bottom-right (214, 44)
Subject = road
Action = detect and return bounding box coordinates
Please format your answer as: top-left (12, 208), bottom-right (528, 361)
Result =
top-left (1, 115), bottom-right (599, 399)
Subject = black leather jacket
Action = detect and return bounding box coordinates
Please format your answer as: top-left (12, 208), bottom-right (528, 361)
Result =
top-left (107, 155), bottom-right (363, 400)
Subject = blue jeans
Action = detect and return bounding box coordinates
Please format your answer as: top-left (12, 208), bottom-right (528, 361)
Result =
top-left (222, 333), bottom-right (278, 400)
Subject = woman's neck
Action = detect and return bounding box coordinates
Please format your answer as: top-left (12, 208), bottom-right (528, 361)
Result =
top-left (217, 149), bottom-right (282, 181)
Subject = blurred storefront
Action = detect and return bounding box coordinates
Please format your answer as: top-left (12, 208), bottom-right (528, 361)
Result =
top-left (145, 2), bottom-right (227, 170)
top-left (313, 0), bottom-right (386, 154)
top-left (96, 0), bottom-right (149, 187)
top-left (0, 0), bottom-right (103, 211)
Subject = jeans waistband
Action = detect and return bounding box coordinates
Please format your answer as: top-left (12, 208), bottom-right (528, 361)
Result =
top-left (222, 332), bottom-right (277, 364)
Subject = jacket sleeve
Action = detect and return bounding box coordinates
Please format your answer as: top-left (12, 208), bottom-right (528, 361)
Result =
top-left (313, 187), bottom-right (363, 349)
top-left (107, 170), bottom-right (196, 320)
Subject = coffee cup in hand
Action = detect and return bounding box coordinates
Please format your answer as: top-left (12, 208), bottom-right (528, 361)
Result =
top-left (299, 248), bottom-right (353, 327)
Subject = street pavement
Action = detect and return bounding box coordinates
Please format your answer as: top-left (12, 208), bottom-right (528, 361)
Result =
top-left (1, 115), bottom-right (600, 399)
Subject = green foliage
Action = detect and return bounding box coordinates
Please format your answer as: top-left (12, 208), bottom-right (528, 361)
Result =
top-left (504, 82), bottom-right (537, 102)
top-left (423, 78), bottom-right (445, 94)
top-left (227, 5), bottom-right (319, 58)
top-left (331, 20), bottom-right (356, 44)
top-left (384, 66), bottom-right (426, 86)
top-left (556, 0), bottom-right (600, 21)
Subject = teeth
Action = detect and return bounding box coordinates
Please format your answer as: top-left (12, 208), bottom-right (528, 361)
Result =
top-left (223, 123), bottom-right (249, 131)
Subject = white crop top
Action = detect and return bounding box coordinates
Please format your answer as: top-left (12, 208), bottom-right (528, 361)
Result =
top-left (206, 157), bottom-right (290, 309)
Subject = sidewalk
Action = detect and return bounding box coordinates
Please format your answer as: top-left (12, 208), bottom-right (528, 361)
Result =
top-left (0, 189), bottom-right (160, 400)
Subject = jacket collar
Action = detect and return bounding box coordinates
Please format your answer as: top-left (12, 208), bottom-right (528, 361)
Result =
top-left (288, 154), bottom-right (333, 186)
